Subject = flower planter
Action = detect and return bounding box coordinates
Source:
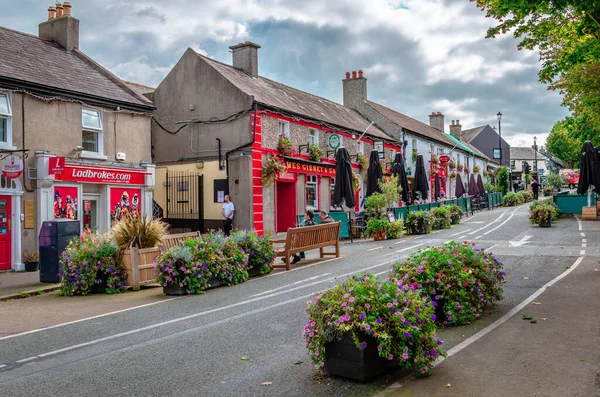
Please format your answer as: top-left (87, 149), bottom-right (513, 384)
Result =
top-left (373, 229), bottom-right (386, 241)
top-left (208, 277), bottom-right (220, 289)
top-left (539, 219), bottom-right (552, 228)
top-left (325, 333), bottom-right (397, 382)
top-left (451, 215), bottom-right (460, 225)
top-left (408, 220), bottom-right (428, 235)
top-left (24, 261), bottom-right (39, 272)
top-left (247, 265), bottom-right (262, 278)
top-left (91, 272), bottom-right (108, 294)
top-left (163, 281), bottom-right (188, 296)
top-left (433, 297), bottom-right (447, 325)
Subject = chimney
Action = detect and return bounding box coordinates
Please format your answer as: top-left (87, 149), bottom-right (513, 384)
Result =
top-left (450, 119), bottom-right (462, 140)
top-left (229, 41), bottom-right (261, 78)
top-left (429, 111), bottom-right (445, 133)
top-left (39, 2), bottom-right (79, 51)
top-left (342, 69), bottom-right (367, 111)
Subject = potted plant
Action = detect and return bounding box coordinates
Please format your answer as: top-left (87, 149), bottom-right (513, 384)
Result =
top-left (483, 170), bottom-right (490, 178)
top-left (431, 154), bottom-right (440, 166)
top-left (155, 242), bottom-right (212, 295)
top-left (430, 207), bottom-right (451, 230)
top-left (386, 220), bottom-right (404, 240)
top-left (449, 171), bottom-right (456, 180)
top-left (261, 155), bottom-right (286, 187)
top-left (464, 166), bottom-right (471, 175)
top-left (543, 186), bottom-right (553, 196)
top-left (304, 273), bottom-right (444, 381)
top-left (529, 202), bottom-right (558, 227)
top-left (473, 165), bottom-right (480, 173)
top-left (229, 230), bottom-right (275, 277)
top-left (446, 204), bottom-right (463, 225)
top-left (277, 134), bottom-right (294, 156)
top-left (456, 164), bottom-right (464, 173)
top-left (365, 216), bottom-right (390, 241)
top-left (502, 192), bottom-right (519, 207)
top-left (390, 241), bottom-right (506, 326)
top-left (357, 153), bottom-right (368, 172)
top-left (364, 192), bottom-right (387, 216)
top-left (309, 144), bottom-right (324, 162)
top-left (449, 159), bottom-right (456, 170)
top-left (412, 149), bottom-right (418, 162)
top-left (199, 231), bottom-right (250, 287)
top-left (23, 251), bottom-right (39, 272)
top-left (404, 211), bottom-right (433, 235)
top-left (352, 171), bottom-right (360, 191)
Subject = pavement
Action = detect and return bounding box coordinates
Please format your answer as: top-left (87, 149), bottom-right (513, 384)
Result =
top-left (1, 204), bottom-right (599, 397)
top-left (0, 271), bottom-right (60, 300)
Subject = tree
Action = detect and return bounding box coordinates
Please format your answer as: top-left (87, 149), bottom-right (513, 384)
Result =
top-left (546, 172), bottom-right (563, 191)
top-left (496, 166), bottom-right (510, 194)
top-left (545, 121), bottom-right (581, 167)
top-left (378, 175), bottom-right (402, 210)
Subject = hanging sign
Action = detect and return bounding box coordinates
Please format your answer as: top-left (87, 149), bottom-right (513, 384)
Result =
top-left (439, 155), bottom-right (450, 164)
top-left (48, 156), bottom-right (65, 175)
top-left (1, 155), bottom-right (23, 179)
top-left (328, 134), bottom-right (341, 150)
top-left (374, 141), bottom-right (384, 159)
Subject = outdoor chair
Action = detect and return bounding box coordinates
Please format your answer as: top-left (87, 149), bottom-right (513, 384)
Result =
top-left (350, 212), bottom-right (367, 239)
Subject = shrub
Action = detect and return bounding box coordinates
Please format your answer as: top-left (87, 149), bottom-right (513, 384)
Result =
top-left (516, 190), bottom-right (533, 203)
top-left (529, 202), bottom-right (560, 224)
top-left (261, 155), bottom-right (286, 187)
top-left (229, 230), bottom-right (275, 275)
top-left (199, 231), bottom-right (249, 286)
top-left (59, 231), bottom-right (126, 296)
top-left (496, 166), bottom-right (510, 194)
top-left (404, 211), bottom-right (433, 235)
top-left (543, 187), bottom-right (553, 196)
top-left (484, 182), bottom-right (494, 193)
top-left (304, 273), bottom-right (444, 377)
top-left (154, 243), bottom-right (212, 294)
top-left (473, 165), bottom-right (480, 173)
top-left (502, 192), bottom-right (519, 206)
top-left (389, 241), bottom-right (505, 326)
top-left (386, 220), bottom-right (404, 239)
top-left (309, 145), bottom-right (324, 162)
top-left (546, 172), bottom-right (563, 191)
top-left (357, 153), bottom-right (368, 172)
top-left (366, 216), bottom-right (391, 239)
top-left (445, 204), bottom-right (463, 224)
top-left (378, 175), bottom-right (402, 209)
top-left (431, 207), bottom-right (451, 230)
top-left (111, 214), bottom-right (168, 250)
top-left (365, 193), bottom-right (387, 215)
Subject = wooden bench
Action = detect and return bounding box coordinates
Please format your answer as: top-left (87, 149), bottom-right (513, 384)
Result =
top-left (159, 231), bottom-right (201, 253)
top-left (271, 222), bottom-right (341, 271)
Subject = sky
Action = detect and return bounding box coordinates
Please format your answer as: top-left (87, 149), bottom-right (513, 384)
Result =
top-left (1, 0), bottom-right (570, 148)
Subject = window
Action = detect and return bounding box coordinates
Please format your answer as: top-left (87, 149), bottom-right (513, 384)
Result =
top-left (306, 175), bottom-right (318, 210)
top-left (390, 149), bottom-right (397, 160)
top-left (309, 128), bottom-right (319, 146)
top-left (358, 141), bottom-right (365, 154)
top-left (466, 157), bottom-right (470, 168)
top-left (278, 120), bottom-right (290, 137)
top-left (0, 93), bottom-right (14, 149)
top-left (511, 160), bottom-right (515, 168)
top-left (82, 108), bottom-right (103, 156)
top-left (412, 139), bottom-right (417, 152)
top-left (437, 147), bottom-right (444, 156)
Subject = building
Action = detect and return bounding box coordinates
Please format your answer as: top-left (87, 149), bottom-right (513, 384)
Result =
top-left (342, 73), bottom-right (496, 199)
top-left (0, 4), bottom-right (155, 270)
top-left (510, 147), bottom-right (565, 186)
top-left (151, 44), bottom-right (403, 235)
top-left (461, 125), bottom-right (511, 168)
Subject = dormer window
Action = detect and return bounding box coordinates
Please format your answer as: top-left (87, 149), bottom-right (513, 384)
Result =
top-left (81, 108), bottom-right (105, 159)
top-left (0, 93), bottom-right (14, 150)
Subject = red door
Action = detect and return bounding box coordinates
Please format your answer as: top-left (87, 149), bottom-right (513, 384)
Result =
top-left (0, 196), bottom-right (11, 270)
top-left (276, 181), bottom-right (297, 232)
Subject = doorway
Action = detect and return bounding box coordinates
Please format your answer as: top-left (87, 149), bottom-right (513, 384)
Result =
top-left (0, 196), bottom-right (11, 270)
top-left (82, 196), bottom-right (99, 232)
top-left (276, 181), bottom-right (296, 232)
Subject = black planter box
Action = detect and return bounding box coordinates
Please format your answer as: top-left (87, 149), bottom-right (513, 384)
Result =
top-left (433, 297), bottom-right (447, 325)
top-left (247, 264), bottom-right (262, 278)
top-left (539, 219), bottom-right (552, 228)
top-left (208, 277), bottom-right (221, 289)
top-left (325, 333), bottom-right (397, 382)
top-left (25, 261), bottom-right (39, 272)
top-left (163, 282), bottom-right (187, 296)
top-left (90, 273), bottom-right (108, 294)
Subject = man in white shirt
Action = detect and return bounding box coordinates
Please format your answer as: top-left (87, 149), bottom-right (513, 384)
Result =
top-left (222, 195), bottom-right (235, 236)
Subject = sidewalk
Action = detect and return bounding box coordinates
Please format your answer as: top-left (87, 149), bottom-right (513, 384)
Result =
top-left (382, 255), bottom-right (600, 397)
top-left (0, 271), bottom-right (60, 300)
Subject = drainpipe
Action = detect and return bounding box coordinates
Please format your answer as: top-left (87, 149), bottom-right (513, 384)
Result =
top-left (22, 95), bottom-right (35, 192)
top-left (225, 102), bottom-right (257, 180)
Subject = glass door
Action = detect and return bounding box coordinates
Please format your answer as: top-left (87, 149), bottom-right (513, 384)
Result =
top-left (82, 197), bottom-right (98, 232)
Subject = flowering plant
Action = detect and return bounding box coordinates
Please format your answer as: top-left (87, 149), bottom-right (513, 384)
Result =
top-left (277, 133), bottom-right (294, 156)
top-left (483, 170), bottom-right (490, 177)
top-left (229, 230), bottom-right (275, 275)
top-left (352, 171), bottom-right (360, 191)
top-left (430, 207), bottom-right (451, 230)
top-left (309, 144), bottom-right (324, 162)
top-left (199, 231), bottom-right (249, 286)
top-left (389, 241), bottom-right (505, 326)
top-left (261, 155), bottom-right (286, 187)
top-left (412, 148), bottom-right (418, 162)
top-left (464, 166), bottom-right (471, 175)
top-left (473, 165), bottom-right (481, 173)
top-left (456, 164), bottom-right (464, 173)
top-left (431, 154), bottom-right (440, 165)
top-left (59, 231), bottom-right (126, 296)
top-left (304, 273), bottom-right (444, 377)
top-left (502, 192), bottom-right (521, 206)
top-left (404, 211), bottom-right (433, 235)
top-left (445, 204), bottom-right (463, 224)
top-left (449, 171), bottom-right (456, 180)
top-left (529, 201), bottom-right (559, 224)
top-left (448, 159), bottom-right (456, 170)
top-left (154, 242), bottom-right (211, 294)
top-left (24, 251), bottom-right (39, 262)
top-left (517, 190), bottom-right (534, 203)
top-left (357, 153), bottom-right (368, 172)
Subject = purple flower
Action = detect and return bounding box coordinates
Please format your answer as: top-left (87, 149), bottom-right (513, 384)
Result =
top-left (376, 317), bottom-right (382, 323)
top-left (431, 314), bottom-right (437, 321)
top-left (359, 313), bottom-right (366, 320)
top-left (360, 342), bottom-right (367, 349)
top-left (402, 353), bottom-right (409, 360)
top-left (364, 324), bottom-right (371, 331)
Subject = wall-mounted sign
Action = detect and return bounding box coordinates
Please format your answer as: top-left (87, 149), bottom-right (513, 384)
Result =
top-left (374, 141), bottom-right (384, 159)
top-left (110, 187), bottom-right (142, 222)
top-left (55, 164), bottom-right (147, 185)
top-left (24, 200), bottom-right (35, 229)
top-left (493, 148), bottom-right (502, 159)
top-left (284, 160), bottom-right (336, 177)
top-left (1, 155), bottom-right (23, 179)
top-left (48, 156), bottom-right (65, 175)
top-left (328, 134), bottom-right (341, 150)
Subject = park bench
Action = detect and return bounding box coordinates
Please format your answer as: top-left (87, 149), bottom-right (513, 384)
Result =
top-left (271, 222), bottom-right (341, 271)
top-left (159, 231), bottom-right (201, 253)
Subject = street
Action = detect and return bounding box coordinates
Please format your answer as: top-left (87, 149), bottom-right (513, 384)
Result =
top-left (1, 204), bottom-right (598, 397)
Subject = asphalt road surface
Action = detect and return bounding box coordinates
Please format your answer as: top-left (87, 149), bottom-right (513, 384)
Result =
top-left (0, 204), bottom-right (593, 397)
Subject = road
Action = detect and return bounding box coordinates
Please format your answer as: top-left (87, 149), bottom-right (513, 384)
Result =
top-left (0, 204), bottom-right (595, 397)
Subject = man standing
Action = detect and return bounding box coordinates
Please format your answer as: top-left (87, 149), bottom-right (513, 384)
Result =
top-left (222, 195), bottom-right (234, 236)
top-left (531, 178), bottom-right (540, 200)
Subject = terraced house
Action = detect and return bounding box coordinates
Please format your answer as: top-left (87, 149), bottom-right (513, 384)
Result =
top-left (0, 4), bottom-right (155, 270)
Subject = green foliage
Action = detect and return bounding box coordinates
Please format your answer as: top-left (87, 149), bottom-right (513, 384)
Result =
top-left (431, 207), bottom-right (452, 230)
top-left (365, 216), bottom-right (391, 239)
top-left (546, 121), bottom-right (582, 168)
top-left (378, 175), bottom-right (402, 210)
top-left (496, 166), bottom-right (510, 195)
top-left (546, 172), bottom-right (564, 191)
top-left (404, 211), bottom-right (433, 235)
top-left (445, 204), bottom-right (463, 225)
top-left (357, 153), bottom-right (368, 172)
top-left (309, 145), bottom-right (324, 162)
top-left (277, 134), bottom-right (294, 156)
top-left (229, 230), bottom-right (275, 275)
top-left (389, 241), bottom-right (506, 326)
top-left (386, 220), bottom-right (404, 240)
top-left (523, 173), bottom-right (532, 185)
top-left (543, 187), bottom-right (553, 196)
top-left (111, 214), bottom-right (168, 250)
top-left (502, 192), bottom-right (521, 207)
top-left (364, 193), bottom-right (387, 215)
top-left (304, 273), bottom-right (444, 377)
top-left (517, 190), bottom-right (534, 203)
top-left (155, 241), bottom-right (212, 294)
top-left (484, 182), bottom-right (495, 193)
top-left (529, 202), bottom-right (560, 224)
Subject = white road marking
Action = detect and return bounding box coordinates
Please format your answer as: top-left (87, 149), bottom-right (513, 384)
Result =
top-left (458, 235), bottom-right (467, 239)
top-left (451, 229), bottom-right (472, 236)
top-left (15, 356), bottom-right (38, 364)
top-left (248, 257), bottom-right (342, 281)
top-left (483, 208), bottom-right (520, 236)
top-left (509, 236), bottom-right (532, 247)
top-left (576, 216), bottom-right (582, 231)
top-left (0, 364), bottom-right (7, 369)
top-left (465, 221), bottom-right (484, 224)
top-left (468, 212), bottom-right (506, 235)
top-left (368, 246), bottom-right (383, 251)
top-left (487, 244), bottom-right (497, 251)
top-left (580, 250), bottom-right (586, 255)
top-left (581, 233), bottom-right (586, 237)
top-left (475, 236), bottom-right (482, 240)
top-left (394, 240), bottom-right (407, 245)
top-left (582, 243), bottom-right (587, 248)
top-left (395, 244), bottom-right (424, 253)
top-left (582, 239), bottom-right (587, 243)
top-left (374, 270), bottom-right (389, 277)
top-left (431, 230), bottom-right (440, 234)
top-left (250, 273), bottom-right (331, 297)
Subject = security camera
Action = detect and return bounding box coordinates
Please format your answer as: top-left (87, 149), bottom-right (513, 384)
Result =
top-left (74, 146), bottom-right (84, 152)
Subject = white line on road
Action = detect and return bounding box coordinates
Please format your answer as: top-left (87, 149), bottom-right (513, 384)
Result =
top-left (483, 208), bottom-right (521, 236)
top-left (431, 230), bottom-right (440, 234)
top-left (475, 236), bottom-right (482, 240)
top-left (367, 246), bottom-right (383, 251)
top-left (582, 243), bottom-right (587, 248)
top-left (576, 216), bottom-right (582, 231)
top-left (15, 356), bottom-right (38, 364)
top-left (464, 221), bottom-right (484, 224)
top-left (582, 239), bottom-right (587, 243)
top-left (250, 273), bottom-right (331, 297)
top-left (0, 364), bottom-right (7, 369)
top-left (487, 245), bottom-right (497, 251)
top-left (458, 235), bottom-right (467, 239)
top-left (451, 229), bottom-right (472, 236)
top-left (394, 240), bottom-right (407, 245)
top-left (581, 233), bottom-right (586, 237)
top-left (468, 212), bottom-right (506, 235)
top-left (395, 244), bottom-right (424, 254)
top-left (580, 250), bottom-right (586, 255)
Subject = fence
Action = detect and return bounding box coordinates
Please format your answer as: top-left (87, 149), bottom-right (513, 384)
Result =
top-left (163, 171), bottom-right (205, 233)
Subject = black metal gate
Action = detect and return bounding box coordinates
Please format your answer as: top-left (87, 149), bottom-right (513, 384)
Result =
top-left (164, 171), bottom-right (205, 233)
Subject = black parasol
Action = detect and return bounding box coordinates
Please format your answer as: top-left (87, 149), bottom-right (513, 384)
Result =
top-left (577, 141), bottom-right (600, 195)
top-left (434, 172), bottom-right (441, 201)
top-left (468, 173), bottom-right (479, 197)
top-left (477, 173), bottom-right (485, 195)
top-left (333, 148), bottom-right (356, 208)
top-left (412, 154), bottom-right (429, 201)
top-left (366, 150), bottom-right (383, 197)
top-left (455, 173), bottom-right (465, 198)
top-left (391, 153), bottom-right (410, 203)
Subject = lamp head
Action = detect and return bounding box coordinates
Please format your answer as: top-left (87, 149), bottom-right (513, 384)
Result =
top-left (497, 112), bottom-right (502, 121)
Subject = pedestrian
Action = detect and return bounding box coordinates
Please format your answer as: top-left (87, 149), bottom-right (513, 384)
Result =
top-left (221, 194), bottom-right (234, 236)
top-left (531, 178), bottom-right (540, 200)
top-left (282, 210), bottom-right (316, 265)
top-left (319, 210), bottom-right (335, 223)
top-left (520, 180), bottom-right (525, 191)
top-left (513, 181), bottom-right (519, 193)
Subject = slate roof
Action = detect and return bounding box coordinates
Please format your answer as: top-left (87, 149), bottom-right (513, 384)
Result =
top-left (197, 52), bottom-right (395, 142)
top-left (0, 26), bottom-right (152, 108)
top-left (461, 125), bottom-right (487, 143)
top-left (510, 147), bottom-right (538, 160)
top-left (365, 100), bottom-right (457, 146)
top-left (124, 81), bottom-right (155, 97)
top-left (444, 133), bottom-right (496, 163)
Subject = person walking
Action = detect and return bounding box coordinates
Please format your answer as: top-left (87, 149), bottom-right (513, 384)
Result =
top-left (282, 210), bottom-right (316, 265)
top-left (221, 194), bottom-right (234, 236)
top-left (513, 181), bottom-right (519, 193)
top-left (531, 178), bottom-right (540, 200)
top-left (319, 210), bottom-right (334, 223)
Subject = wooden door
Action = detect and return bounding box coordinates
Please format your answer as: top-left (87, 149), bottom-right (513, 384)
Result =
top-left (0, 196), bottom-right (11, 270)
top-left (276, 181), bottom-right (297, 232)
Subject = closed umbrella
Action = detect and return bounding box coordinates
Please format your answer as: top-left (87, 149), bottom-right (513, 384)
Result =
top-left (412, 154), bottom-right (429, 201)
top-left (366, 150), bottom-right (383, 197)
top-left (477, 173), bottom-right (485, 195)
top-left (468, 174), bottom-right (479, 197)
top-left (577, 141), bottom-right (600, 206)
top-left (391, 153), bottom-right (410, 204)
top-left (333, 148), bottom-right (356, 208)
top-left (434, 172), bottom-right (441, 201)
top-left (455, 173), bottom-right (465, 198)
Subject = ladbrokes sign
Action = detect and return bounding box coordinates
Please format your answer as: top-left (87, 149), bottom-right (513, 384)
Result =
top-left (55, 164), bottom-right (146, 185)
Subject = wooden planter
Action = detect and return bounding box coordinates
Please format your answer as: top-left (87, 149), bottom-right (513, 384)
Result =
top-left (122, 247), bottom-right (161, 291)
top-left (325, 333), bottom-right (397, 382)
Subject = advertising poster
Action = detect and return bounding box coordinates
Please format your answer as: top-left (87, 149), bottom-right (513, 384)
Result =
top-left (54, 186), bottom-right (78, 220)
top-left (110, 187), bottom-right (142, 222)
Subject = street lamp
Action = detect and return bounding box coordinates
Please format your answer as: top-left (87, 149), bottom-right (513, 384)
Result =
top-left (497, 112), bottom-right (502, 166)
top-left (533, 135), bottom-right (538, 180)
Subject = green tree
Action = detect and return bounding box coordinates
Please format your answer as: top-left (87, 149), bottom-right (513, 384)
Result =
top-left (378, 175), bottom-right (402, 210)
top-left (496, 166), bottom-right (510, 194)
top-left (545, 120), bottom-right (581, 167)
top-left (546, 172), bottom-right (563, 191)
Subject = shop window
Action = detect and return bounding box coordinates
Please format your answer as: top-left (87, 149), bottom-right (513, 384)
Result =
top-left (358, 141), bottom-right (365, 154)
top-left (0, 93), bottom-right (13, 149)
top-left (309, 128), bottom-right (319, 146)
top-left (82, 108), bottom-right (104, 156)
top-left (278, 120), bottom-right (290, 137)
top-left (306, 175), bottom-right (318, 210)
top-left (390, 149), bottom-right (397, 160)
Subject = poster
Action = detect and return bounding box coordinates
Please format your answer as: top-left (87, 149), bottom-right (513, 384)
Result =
top-left (54, 186), bottom-right (78, 220)
top-left (110, 187), bottom-right (142, 222)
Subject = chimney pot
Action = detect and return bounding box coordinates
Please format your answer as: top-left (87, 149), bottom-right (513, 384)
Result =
top-left (48, 6), bottom-right (56, 20)
top-left (229, 41), bottom-right (261, 78)
top-left (358, 70), bottom-right (363, 78)
top-left (457, 119), bottom-right (460, 125)
top-left (55, 4), bottom-right (64, 17)
top-left (351, 71), bottom-right (357, 79)
top-left (345, 72), bottom-right (351, 80)
top-left (63, 2), bottom-right (72, 16)
top-left (39, 4), bottom-right (79, 51)
top-left (451, 120), bottom-right (455, 125)
top-left (429, 112), bottom-right (445, 133)
top-left (431, 112), bottom-right (435, 116)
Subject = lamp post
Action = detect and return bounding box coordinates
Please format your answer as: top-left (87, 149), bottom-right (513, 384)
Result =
top-left (497, 112), bottom-right (502, 165)
top-left (533, 135), bottom-right (538, 181)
